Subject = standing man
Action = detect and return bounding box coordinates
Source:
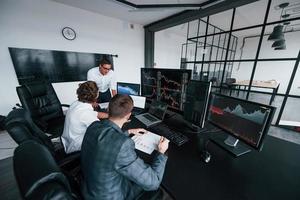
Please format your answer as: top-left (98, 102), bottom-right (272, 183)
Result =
top-left (87, 58), bottom-right (116, 103)
top-left (81, 94), bottom-right (169, 200)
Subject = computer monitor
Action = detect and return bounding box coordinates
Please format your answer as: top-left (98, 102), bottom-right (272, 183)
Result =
top-left (148, 100), bottom-right (168, 120)
top-left (141, 68), bottom-right (192, 113)
top-left (183, 81), bottom-right (211, 131)
top-left (117, 82), bottom-right (140, 96)
top-left (207, 93), bottom-right (275, 157)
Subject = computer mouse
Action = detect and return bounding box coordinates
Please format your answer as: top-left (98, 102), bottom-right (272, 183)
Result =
top-left (200, 151), bottom-right (211, 163)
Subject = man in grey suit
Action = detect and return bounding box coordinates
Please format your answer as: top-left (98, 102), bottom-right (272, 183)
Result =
top-left (81, 94), bottom-right (169, 200)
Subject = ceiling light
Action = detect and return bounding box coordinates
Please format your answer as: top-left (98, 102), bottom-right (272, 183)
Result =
top-left (272, 39), bottom-right (286, 50)
top-left (268, 25), bottom-right (284, 41)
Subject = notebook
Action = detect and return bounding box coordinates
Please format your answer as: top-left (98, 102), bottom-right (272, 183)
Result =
top-left (134, 100), bottom-right (168, 128)
top-left (131, 131), bottom-right (161, 154)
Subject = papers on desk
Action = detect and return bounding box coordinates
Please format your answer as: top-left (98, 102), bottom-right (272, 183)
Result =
top-left (99, 102), bottom-right (109, 109)
top-left (132, 131), bottom-right (161, 154)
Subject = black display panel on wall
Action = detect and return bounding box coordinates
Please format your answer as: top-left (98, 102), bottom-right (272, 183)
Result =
top-left (9, 47), bottom-right (114, 84)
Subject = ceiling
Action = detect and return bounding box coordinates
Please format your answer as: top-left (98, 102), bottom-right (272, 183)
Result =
top-left (52, 0), bottom-right (300, 38)
top-left (52, 0), bottom-right (212, 25)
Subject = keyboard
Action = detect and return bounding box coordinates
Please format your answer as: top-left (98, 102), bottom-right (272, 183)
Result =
top-left (144, 114), bottom-right (158, 122)
top-left (131, 108), bottom-right (143, 116)
top-left (149, 124), bottom-right (189, 146)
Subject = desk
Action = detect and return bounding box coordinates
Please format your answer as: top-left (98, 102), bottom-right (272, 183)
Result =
top-left (126, 115), bottom-right (300, 200)
top-left (232, 80), bottom-right (280, 105)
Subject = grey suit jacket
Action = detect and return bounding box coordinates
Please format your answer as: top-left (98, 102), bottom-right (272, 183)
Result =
top-left (81, 120), bottom-right (168, 200)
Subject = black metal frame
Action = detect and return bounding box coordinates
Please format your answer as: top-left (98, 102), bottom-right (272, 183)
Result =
top-left (144, 0), bottom-right (300, 126)
top-left (114, 0), bottom-right (221, 9)
top-left (182, 16), bottom-right (238, 84)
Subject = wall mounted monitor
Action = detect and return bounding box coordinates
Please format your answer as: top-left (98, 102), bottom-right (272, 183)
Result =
top-left (207, 93), bottom-right (275, 157)
top-left (9, 47), bottom-right (114, 84)
top-left (183, 81), bottom-right (211, 131)
top-left (117, 82), bottom-right (140, 96)
top-left (141, 68), bottom-right (192, 113)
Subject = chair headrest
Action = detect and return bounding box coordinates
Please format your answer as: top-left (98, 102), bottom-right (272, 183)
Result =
top-left (25, 83), bottom-right (47, 97)
top-left (13, 141), bottom-right (73, 199)
top-left (5, 109), bottom-right (32, 127)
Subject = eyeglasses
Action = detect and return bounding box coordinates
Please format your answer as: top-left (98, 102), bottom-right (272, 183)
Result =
top-left (101, 65), bottom-right (111, 71)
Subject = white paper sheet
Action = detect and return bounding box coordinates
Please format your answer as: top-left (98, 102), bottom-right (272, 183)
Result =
top-left (132, 131), bottom-right (161, 154)
top-left (99, 102), bottom-right (109, 109)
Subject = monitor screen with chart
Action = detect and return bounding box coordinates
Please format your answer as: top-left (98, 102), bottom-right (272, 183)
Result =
top-left (141, 68), bottom-right (192, 113)
top-left (207, 93), bottom-right (276, 156)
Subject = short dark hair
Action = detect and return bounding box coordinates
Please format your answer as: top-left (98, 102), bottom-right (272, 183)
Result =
top-left (108, 94), bottom-right (133, 118)
top-left (99, 58), bottom-right (112, 66)
top-left (77, 81), bottom-right (98, 103)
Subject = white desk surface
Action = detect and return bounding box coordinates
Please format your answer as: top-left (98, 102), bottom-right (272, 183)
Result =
top-left (232, 80), bottom-right (279, 89)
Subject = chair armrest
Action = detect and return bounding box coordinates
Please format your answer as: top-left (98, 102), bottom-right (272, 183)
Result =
top-left (61, 104), bottom-right (70, 108)
top-left (58, 152), bottom-right (81, 172)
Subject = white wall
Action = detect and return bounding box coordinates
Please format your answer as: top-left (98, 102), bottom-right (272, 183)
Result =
top-left (0, 0), bottom-right (144, 115)
top-left (154, 25), bottom-right (186, 69)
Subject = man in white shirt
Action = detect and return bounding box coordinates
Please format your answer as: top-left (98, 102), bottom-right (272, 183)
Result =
top-left (61, 81), bottom-right (108, 154)
top-left (87, 58), bottom-right (117, 104)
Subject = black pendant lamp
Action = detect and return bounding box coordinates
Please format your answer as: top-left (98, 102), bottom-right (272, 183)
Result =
top-left (268, 25), bottom-right (284, 41)
top-left (272, 39), bottom-right (286, 50)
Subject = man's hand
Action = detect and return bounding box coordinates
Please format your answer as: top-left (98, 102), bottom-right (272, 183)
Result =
top-left (158, 137), bottom-right (169, 154)
top-left (92, 102), bottom-right (99, 109)
top-left (97, 112), bottom-right (108, 119)
top-left (128, 128), bottom-right (147, 136)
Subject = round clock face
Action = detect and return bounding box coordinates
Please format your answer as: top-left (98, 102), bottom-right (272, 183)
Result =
top-left (62, 27), bottom-right (76, 40)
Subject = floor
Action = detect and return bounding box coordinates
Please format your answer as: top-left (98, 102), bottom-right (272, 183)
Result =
top-left (0, 130), bottom-right (17, 160)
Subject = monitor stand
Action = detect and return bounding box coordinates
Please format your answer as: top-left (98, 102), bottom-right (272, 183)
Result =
top-left (184, 122), bottom-right (202, 133)
top-left (164, 112), bottom-right (176, 119)
top-left (212, 135), bottom-right (251, 157)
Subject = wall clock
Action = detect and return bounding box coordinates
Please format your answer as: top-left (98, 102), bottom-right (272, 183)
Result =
top-left (62, 27), bottom-right (76, 40)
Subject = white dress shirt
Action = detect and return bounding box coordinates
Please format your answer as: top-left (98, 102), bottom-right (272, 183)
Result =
top-left (87, 67), bottom-right (116, 92)
top-left (61, 100), bottom-right (99, 154)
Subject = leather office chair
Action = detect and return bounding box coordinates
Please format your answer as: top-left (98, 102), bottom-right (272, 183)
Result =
top-left (5, 108), bottom-right (80, 172)
top-left (13, 140), bottom-right (81, 200)
top-left (16, 81), bottom-right (68, 138)
top-left (210, 77), bottom-right (218, 86)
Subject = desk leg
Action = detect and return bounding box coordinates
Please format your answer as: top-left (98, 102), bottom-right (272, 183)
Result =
top-left (270, 86), bottom-right (279, 105)
top-left (237, 86), bottom-right (240, 96)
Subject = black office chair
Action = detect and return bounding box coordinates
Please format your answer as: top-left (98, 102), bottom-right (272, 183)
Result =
top-left (16, 81), bottom-right (68, 138)
top-left (5, 108), bottom-right (80, 172)
top-left (210, 77), bottom-right (218, 86)
top-left (13, 140), bottom-right (81, 200)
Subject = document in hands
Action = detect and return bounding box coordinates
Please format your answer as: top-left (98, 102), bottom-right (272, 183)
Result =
top-left (99, 102), bottom-right (109, 109)
top-left (132, 131), bottom-right (161, 154)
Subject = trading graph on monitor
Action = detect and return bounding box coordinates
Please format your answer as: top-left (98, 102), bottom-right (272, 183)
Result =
top-left (183, 81), bottom-right (211, 131)
top-left (207, 93), bottom-right (275, 157)
top-left (117, 82), bottom-right (140, 96)
top-left (141, 68), bottom-right (191, 112)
